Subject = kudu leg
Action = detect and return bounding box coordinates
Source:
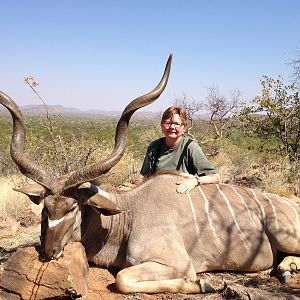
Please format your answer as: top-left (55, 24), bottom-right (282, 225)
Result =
top-left (277, 256), bottom-right (300, 283)
top-left (115, 262), bottom-right (216, 294)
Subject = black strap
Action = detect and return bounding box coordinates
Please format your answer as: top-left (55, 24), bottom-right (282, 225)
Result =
top-left (176, 139), bottom-right (193, 171)
top-left (152, 137), bottom-right (164, 174)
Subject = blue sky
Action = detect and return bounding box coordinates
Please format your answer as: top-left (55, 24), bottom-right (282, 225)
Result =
top-left (1, 1), bottom-right (299, 112)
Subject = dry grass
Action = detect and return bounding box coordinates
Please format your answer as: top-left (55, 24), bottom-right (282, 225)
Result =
top-left (212, 142), bottom-right (299, 198)
top-left (91, 147), bottom-right (144, 186)
top-left (0, 176), bottom-right (33, 221)
top-left (0, 176), bottom-right (40, 254)
top-left (213, 146), bottom-right (263, 186)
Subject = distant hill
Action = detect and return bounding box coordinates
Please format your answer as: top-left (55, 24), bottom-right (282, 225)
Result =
top-left (0, 104), bottom-right (161, 119)
top-left (0, 104), bottom-right (214, 120)
top-left (21, 104), bottom-right (83, 115)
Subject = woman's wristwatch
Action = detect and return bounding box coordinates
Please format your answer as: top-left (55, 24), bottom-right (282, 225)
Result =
top-left (195, 176), bottom-right (202, 185)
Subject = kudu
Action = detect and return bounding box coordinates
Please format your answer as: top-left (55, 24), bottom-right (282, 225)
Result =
top-left (1, 55), bottom-right (300, 294)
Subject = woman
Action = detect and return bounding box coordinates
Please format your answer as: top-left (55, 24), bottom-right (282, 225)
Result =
top-left (141, 106), bottom-right (220, 193)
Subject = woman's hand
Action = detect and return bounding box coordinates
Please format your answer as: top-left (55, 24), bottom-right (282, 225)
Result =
top-left (176, 177), bottom-right (198, 194)
top-left (175, 173), bottom-right (220, 194)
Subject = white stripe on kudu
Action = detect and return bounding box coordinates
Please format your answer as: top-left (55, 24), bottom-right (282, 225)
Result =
top-left (48, 216), bottom-right (65, 228)
top-left (269, 193), bottom-right (300, 227)
top-left (230, 186), bottom-right (256, 227)
top-left (187, 193), bottom-right (201, 238)
top-left (250, 189), bottom-right (266, 227)
top-left (217, 185), bottom-right (250, 250)
top-left (264, 193), bottom-right (278, 234)
top-left (198, 186), bottom-right (223, 248)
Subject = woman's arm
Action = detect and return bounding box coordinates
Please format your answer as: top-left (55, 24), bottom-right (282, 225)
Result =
top-left (196, 173), bottom-right (220, 185)
top-left (176, 172), bottom-right (220, 194)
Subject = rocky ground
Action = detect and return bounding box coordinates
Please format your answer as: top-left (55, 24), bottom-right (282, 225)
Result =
top-left (78, 264), bottom-right (300, 300)
top-left (0, 215), bottom-right (300, 299)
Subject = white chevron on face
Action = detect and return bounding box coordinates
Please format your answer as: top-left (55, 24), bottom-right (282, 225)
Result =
top-left (48, 216), bottom-right (65, 228)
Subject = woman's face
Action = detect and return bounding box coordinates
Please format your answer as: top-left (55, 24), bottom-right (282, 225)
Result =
top-left (161, 113), bottom-right (186, 142)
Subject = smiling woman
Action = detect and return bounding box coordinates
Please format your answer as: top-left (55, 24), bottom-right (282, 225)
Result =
top-left (140, 106), bottom-right (220, 193)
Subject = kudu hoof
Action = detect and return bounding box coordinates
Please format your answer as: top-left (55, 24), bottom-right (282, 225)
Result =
top-left (280, 271), bottom-right (291, 283)
top-left (199, 279), bottom-right (216, 293)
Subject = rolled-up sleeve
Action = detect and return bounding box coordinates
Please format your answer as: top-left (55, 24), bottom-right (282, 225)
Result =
top-left (188, 142), bottom-right (218, 176)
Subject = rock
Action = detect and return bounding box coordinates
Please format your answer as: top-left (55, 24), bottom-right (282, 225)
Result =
top-left (30, 202), bottom-right (43, 218)
top-left (0, 219), bottom-right (19, 239)
top-left (223, 283), bottom-right (299, 300)
top-left (0, 242), bottom-right (89, 299)
top-left (16, 207), bottom-right (41, 227)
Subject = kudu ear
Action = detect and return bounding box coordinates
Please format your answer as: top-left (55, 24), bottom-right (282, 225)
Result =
top-left (85, 193), bottom-right (125, 216)
top-left (13, 183), bottom-right (46, 205)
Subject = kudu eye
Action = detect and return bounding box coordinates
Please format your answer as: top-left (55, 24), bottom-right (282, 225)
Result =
top-left (69, 203), bottom-right (78, 213)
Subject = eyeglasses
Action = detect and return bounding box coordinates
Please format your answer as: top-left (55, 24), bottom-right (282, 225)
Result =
top-left (163, 121), bottom-right (184, 129)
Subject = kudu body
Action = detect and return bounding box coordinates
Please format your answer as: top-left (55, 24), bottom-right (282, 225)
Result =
top-left (1, 55), bottom-right (300, 294)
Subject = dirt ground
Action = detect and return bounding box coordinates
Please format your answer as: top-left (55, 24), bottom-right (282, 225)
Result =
top-left (1, 222), bottom-right (300, 299)
top-left (82, 266), bottom-right (300, 300)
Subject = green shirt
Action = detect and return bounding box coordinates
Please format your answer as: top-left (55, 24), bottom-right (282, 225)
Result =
top-left (141, 136), bottom-right (217, 177)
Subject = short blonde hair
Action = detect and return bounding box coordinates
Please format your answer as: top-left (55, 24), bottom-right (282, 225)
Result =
top-left (161, 106), bottom-right (187, 126)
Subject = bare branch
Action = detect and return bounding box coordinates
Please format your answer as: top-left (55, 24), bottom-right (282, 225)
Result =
top-left (206, 85), bottom-right (243, 139)
top-left (24, 76), bottom-right (54, 133)
top-left (173, 93), bottom-right (202, 139)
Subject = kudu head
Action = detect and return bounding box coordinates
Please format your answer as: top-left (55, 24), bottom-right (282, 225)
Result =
top-left (0, 55), bottom-right (172, 260)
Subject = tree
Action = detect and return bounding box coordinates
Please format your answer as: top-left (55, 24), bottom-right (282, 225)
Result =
top-left (239, 75), bottom-right (300, 163)
top-left (23, 76), bottom-right (100, 176)
top-left (290, 49), bottom-right (300, 85)
top-left (173, 93), bottom-right (201, 139)
top-left (174, 86), bottom-right (243, 141)
top-left (205, 85), bottom-right (243, 139)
